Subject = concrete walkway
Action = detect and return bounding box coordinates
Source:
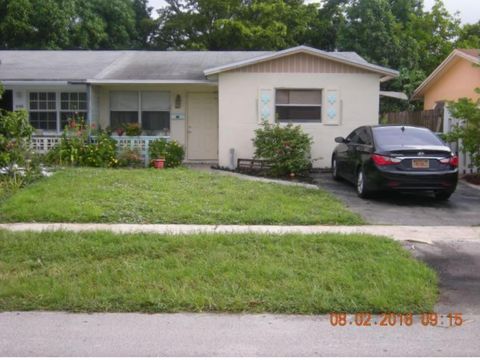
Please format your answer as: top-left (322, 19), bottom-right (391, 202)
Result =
top-left (0, 223), bottom-right (479, 243)
top-left (1, 312), bottom-right (479, 356)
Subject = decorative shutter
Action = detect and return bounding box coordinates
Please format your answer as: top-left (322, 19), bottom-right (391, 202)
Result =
top-left (324, 89), bottom-right (341, 125)
top-left (257, 89), bottom-right (275, 124)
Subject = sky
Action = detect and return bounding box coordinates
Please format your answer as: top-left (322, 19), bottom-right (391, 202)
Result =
top-left (148, 0), bottom-right (479, 24)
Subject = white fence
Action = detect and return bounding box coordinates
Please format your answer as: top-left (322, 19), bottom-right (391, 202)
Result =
top-left (30, 135), bottom-right (170, 167)
top-left (30, 136), bottom-right (62, 154)
top-left (443, 108), bottom-right (478, 175)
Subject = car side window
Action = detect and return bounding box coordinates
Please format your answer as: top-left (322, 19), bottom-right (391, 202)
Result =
top-left (358, 128), bottom-right (372, 145)
top-left (346, 129), bottom-right (360, 144)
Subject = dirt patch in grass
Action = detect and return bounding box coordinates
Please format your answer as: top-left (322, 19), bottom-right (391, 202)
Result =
top-left (464, 174), bottom-right (480, 186)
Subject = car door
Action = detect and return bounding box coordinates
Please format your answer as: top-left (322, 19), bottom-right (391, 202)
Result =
top-left (335, 129), bottom-right (356, 179)
top-left (343, 128), bottom-right (363, 182)
top-left (356, 127), bottom-right (374, 166)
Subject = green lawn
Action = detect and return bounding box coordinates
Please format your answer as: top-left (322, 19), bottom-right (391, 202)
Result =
top-left (0, 168), bottom-right (363, 225)
top-left (0, 231), bottom-right (437, 313)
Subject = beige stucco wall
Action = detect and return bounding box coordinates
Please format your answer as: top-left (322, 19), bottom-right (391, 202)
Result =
top-left (423, 58), bottom-right (480, 110)
top-left (94, 84), bottom-right (217, 147)
top-left (218, 72), bottom-right (381, 168)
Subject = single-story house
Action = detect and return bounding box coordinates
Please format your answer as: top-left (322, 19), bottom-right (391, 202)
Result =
top-left (412, 49), bottom-right (480, 110)
top-left (0, 46), bottom-right (398, 168)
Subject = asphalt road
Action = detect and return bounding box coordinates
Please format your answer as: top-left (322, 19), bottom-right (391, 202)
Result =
top-left (407, 240), bottom-right (480, 314)
top-left (313, 172), bottom-right (480, 226)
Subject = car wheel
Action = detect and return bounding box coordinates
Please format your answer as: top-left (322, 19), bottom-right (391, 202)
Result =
top-left (332, 157), bottom-right (341, 181)
top-left (434, 190), bottom-right (453, 201)
top-left (356, 168), bottom-right (371, 198)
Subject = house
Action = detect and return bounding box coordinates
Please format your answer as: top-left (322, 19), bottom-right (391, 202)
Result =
top-left (0, 46), bottom-right (398, 168)
top-left (412, 49), bottom-right (480, 110)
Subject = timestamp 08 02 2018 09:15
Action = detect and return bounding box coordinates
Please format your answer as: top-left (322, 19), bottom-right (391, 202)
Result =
top-left (329, 313), bottom-right (464, 327)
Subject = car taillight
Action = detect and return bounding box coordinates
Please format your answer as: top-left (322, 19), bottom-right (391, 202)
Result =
top-left (371, 154), bottom-right (401, 166)
top-left (440, 155), bottom-right (458, 168)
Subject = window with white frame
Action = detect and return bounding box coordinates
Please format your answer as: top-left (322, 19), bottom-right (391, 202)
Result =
top-left (29, 92), bottom-right (57, 130)
top-left (28, 91), bottom-right (88, 132)
top-left (109, 91), bottom-right (171, 134)
top-left (275, 89), bottom-right (322, 123)
top-left (60, 92), bottom-right (87, 129)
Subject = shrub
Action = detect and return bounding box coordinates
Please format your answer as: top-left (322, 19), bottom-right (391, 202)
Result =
top-left (253, 122), bottom-right (312, 177)
top-left (118, 147), bottom-right (144, 168)
top-left (149, 139), bottom-right (185, 168)
top-left (444, 89), bottom-right (480, 171)
top-left (0, 109), bottom-right (34, 168)
top-left (0, 96), bottom-right (42, 196)
top-left (47, 118), bottom-right (118, 167)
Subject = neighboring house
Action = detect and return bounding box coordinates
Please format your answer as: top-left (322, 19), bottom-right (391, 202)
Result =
top-left (413, 49), bottom-right (480, 110)
top-left (0, 46), bottom-right (398, 168)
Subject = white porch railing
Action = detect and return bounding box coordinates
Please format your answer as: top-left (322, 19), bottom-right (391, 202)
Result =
top-left (31, 135), bottom-right (170, 167)
top-left (110, 135), bottom-right (170, 167)
top-left (30, 136), bottom-right (62, 154)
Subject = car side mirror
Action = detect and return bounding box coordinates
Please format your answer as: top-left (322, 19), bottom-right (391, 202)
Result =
top-left (335, 136), bottom-right (346, 143)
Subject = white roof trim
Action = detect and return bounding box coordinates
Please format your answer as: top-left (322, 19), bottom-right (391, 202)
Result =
top-left (412, 49), bottom-right (480, 99)
top-left (1, 80), bottom-right (72, 85)
top-left (380, 91), bottom-right (408, 100)
top-left (203, 45), bottom-right (399, 77)
top-left (84, 79), bottom-right (218, 85)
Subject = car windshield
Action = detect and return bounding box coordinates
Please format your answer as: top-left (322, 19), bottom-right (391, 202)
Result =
top-left (372, 127), bottom-right (444, 147)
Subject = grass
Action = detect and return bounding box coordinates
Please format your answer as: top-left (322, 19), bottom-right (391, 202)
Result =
top-left (0, 230), bottom-right (437, 314)
top-left (0, 167), bottom-right (363, 225)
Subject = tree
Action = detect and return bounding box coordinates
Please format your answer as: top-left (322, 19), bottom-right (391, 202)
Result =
top-left (153, 0), bottom-right (318, 50)
top-left (445, 89), bottom-right (480, 171)
top-left (0, 0), bottom-right (155, 49)
top-left (456, 21), bottom-right (480, 49)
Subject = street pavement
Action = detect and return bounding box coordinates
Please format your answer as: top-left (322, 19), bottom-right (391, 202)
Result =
top-left (1, 312), bottom-right (479, 356)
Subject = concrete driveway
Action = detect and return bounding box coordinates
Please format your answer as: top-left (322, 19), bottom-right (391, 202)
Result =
top-left (313, 172), bottom-right (480, 226)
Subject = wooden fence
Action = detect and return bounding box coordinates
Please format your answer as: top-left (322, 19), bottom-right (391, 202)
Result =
top-left (382, 108), bottom-right (444, 132)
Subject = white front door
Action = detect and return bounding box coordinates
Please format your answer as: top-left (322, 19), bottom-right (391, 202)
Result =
top-left (187, 93), bottom-right (218, 160)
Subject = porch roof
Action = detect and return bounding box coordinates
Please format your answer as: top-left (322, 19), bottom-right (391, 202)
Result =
top-left (0, 50), bottom-right (269, 83)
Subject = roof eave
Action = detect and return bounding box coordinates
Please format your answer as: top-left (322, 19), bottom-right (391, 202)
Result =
top-left (412, 49), bottom-right (480, 100)
top-left (203, 45), bottom-right (399, 78)
top-left (85, 79), bottom-right (217, 85)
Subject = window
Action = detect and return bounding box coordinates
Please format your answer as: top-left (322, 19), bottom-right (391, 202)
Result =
top-left (109, 91), bottom-right (171, 134)
top-left (60, 92), bottom-right (87, 129)
top-left (29, 92), bottom-right (57, 130)
top-left (141, 91), bottom-right (170, 133)
top-left (372, 127), bottom-right (444, 147)
top-left (110, 91), bottom-right (139, 129)
top-left (275, 89), bottom-right (322, 122)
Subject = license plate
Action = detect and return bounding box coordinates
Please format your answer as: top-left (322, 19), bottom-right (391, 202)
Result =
top-left (412, 159), bottom-right (429, 168)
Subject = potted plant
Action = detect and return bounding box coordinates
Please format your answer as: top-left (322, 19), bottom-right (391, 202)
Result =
top-left (116, 127), bottom-right (125, 136)
top-left (153, 157), bottom-right (165, 169)
top-left (125, 123), bottom-right (142, 136)
top-left (149, 138), bottom-right (168, 169)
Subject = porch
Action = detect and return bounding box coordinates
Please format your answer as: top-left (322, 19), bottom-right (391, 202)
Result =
top-left (4, 81), bottom-right (219, 164)
top-left (31, 134), bottom-right (170, 167)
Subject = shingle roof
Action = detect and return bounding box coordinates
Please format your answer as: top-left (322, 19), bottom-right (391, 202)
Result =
top-left (0, 47), bottom-right (395, 82)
